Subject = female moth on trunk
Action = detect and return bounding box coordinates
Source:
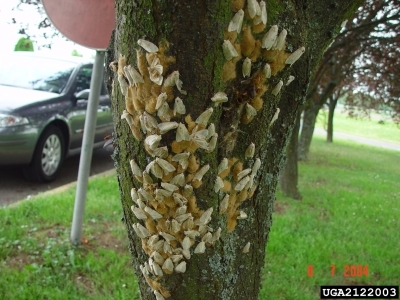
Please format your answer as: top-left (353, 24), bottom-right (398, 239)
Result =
top-left (151, 251), bottom-right (165, 265)
top-left (235, 176), bottom-right (250, 191)
top-left (228, 9), bottom-right (244, 33)
top-left (170, 173), bottom-right (186, 187)
top-left (145, 134), bottom-right (162, 150)
top-left (195, 107), bottom-right (213, 125)
top-left (157, 122), bottom-right (178, 134)
top-left (237, 210), bottom-right (248, 220)
top-left (117, 74), bottom-right (128, 95)
top-left (242, 57), bottom-right (252, 78)
top-left (131, 188), bottom-right (139, 204)
top-left (156, 92), bottom-right (168, 110)
top-left (156, 158), bottom-right (176, 174)
top-left (154, 290), bottom-right (165, 300)
top-left (245, 143), bottom-right (255, 158)
top-left (252, 158), bottom-right (261, 175)
top-left (237, 168), bottom-right (252, 181)
top-left (269, 108), bottom-right (280, 126)
top-left (211, 92), bottom-right (228, 106)
top-left (148, 57), bottom-right (163, 85)
top-left (193, 164), bottom-right (210, 181)
top-left (194, 241), bottom-right (206, 254)
top-left (176, 123), bottom-right (190, 142)
top-left (214, 176), bottom-right (224, 193)
top-left (172, 152), bottom-right (190, 169)
top-left (242, 242), bottom-right (251, 253)
top-left (131, 206), bottom-right (147, 220)
top-left (254, 1), bottom-right (267, 25)
top-left (157, 101), bottom-right (171, 121)
top-left (245, 103), bottom-right (257, 119)
top-left (271, 80), bottom-right (283, 96)
top-left (286, 75), bottom-right (295, 86)
top-left (263, 63), bottom-right (271, 78)
top-left (175, 261), bottom-right (187, 273)
top-left (174, 97), bottom-right (186, 115)
top-left (121, 110), bottom-right (134, 126)
top-left (198, 207), bottom-right (213, 225)
top-left (222, 40), bottom-right (239, 61)
top-left (207, 133), bottom-right (218, 152)
top-left (136, 223), bottom-right (151, 238)
top-left (137, 39), bottom-right (159, 53)
top-left (285, 46), bottom-right (306, 66)
top-left (247, 0), bottom-right (261, 19)
top-left (124, 65), bottom-right (144, 86)
top-left (153, 146), bottom-right (168, 158)
top-left (161, 182), bottom-right (179, 192)
top-left (217, 158), bottom-right (229, 174)
top-left (219, 194), bottom-right (229, 214)
top-left (162, 258), bottom-right (174, 274)
top-left (262, 25), bottom-right (279, 50)
top-left (202, 232), bottom-right (213, 243)
top-left (138, 188), bottom-right (154, 202)
top-left (144, 206), bottom-right (163, 220)
top-left (123, 66), bottom-right (135, 86)
top-left (130, 159), bottom-right (142, 176)
top-left (207, 123), bottom-right (216, 139)
top-left (273, 29), bottom-right (287, 50)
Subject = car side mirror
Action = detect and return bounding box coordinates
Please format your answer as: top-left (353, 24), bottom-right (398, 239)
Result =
top-left (75, 89), bottom-right (90, 100)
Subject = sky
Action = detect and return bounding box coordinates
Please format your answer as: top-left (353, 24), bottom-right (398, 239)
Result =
top-left (0, 0), bottom-right (95, 57)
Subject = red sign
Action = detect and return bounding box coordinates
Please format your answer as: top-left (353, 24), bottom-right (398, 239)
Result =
top-left (42, 0), bottom-right (115, 50)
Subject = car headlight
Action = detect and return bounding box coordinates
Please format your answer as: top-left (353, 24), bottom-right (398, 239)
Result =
top-left (0, 113), bottom-right (29, 127)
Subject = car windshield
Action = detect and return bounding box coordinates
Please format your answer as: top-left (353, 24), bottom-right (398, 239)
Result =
top-left (0, 55), bottom-right (77, 94)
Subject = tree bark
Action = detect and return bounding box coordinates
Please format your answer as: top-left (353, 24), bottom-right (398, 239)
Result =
top-left (280, 110), bottom-right (302, 200)
top-left (106, 1), bottom-right (363, 299)
top-left (327, 95), bottom-right (338, 143)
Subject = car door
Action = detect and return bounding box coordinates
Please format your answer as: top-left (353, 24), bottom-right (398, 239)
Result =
top-left (68, 64), bottom-right (113, 149)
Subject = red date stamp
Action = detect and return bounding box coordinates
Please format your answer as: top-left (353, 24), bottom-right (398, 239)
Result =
top-left (307, 265), bottom-right (369, 277)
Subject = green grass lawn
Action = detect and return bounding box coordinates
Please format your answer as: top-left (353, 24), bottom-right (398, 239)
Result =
top-left (315, 108), bottom-right (400, 145)
top-left (1, 137), bottom-right (399, 299)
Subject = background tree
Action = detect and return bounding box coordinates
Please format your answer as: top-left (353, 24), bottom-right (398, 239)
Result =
top-left (106, 1), bottom-right (362, 299)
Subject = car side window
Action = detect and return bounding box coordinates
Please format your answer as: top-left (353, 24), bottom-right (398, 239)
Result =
top-left (75, 65), bottom-right (93, 93)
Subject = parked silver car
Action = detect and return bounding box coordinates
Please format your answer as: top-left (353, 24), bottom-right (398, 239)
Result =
top-left (0, 52), bottom-right (113, 182)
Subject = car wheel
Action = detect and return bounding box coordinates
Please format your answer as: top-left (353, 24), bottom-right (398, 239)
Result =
top-left (23, 126), bottom-right (65, 183)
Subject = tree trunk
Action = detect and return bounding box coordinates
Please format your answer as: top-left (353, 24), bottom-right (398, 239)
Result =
top-left (106, 1), bottom-right (363, 299)
top-left (280, 110), bottom-right (302, 200)
top-left (327, 95), bottom-right (338, 143)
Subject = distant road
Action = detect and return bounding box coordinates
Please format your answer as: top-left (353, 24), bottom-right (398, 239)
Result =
top-left (314, 128), bottom-right (400, 152)
top-left (0, 147), bottom-right (115, 206)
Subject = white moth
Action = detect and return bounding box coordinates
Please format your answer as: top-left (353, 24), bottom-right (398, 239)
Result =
top-left (176, 123), bottom-right (190, 142)
top-left (152, 146), bottom-right (168, 158)
top-left (157, 101), bottom-right (171, 121)
top-left (137, 39), bottom-right (159, 53)
top-left (184, 230), bottom-right (200, 239)
top-left (175, 212), bottom-right (192, 223)
top-left (156, 158), bottom-right (176, 174)
top-left (285, 46), bottom-right (306, 66)
top-left (163, 241), bottom-right (172, 254)
top-left (198, 225), bottom-right (208, 235)
top-left (152, 240), bottom-right (165, 252)
top-left (271, 80), bottom-right (283, 96)
top-left (158, 121), bottom-right (178, 134)
top-left (123, 66), bottom-right (135, 86)
top-left (194, 241), bottom-right (206, 254)
top-left (269, 108), bottom-right (280, 126)
top-left (341, 19), bottom-right (348, 28)
top-left (183, 185), bottom-right (194, 198)
top-left (145, 261), bottom-right (153, 275)
top-left (242, 57), bottom-right (252, 78)
top-left (263, 63), bottom-right (271, 78)
top-left (211, 92), bottom-right (228, 106)
top-left (262, 25), bottom-right (279, 50)
top-left (138, 188), bottom-right (154, 202)
top-left (117, 74), bottom-right (128, 95)
top-left (202, 232), bottom-right (213, 243)
top-left (131, 206), bottom-right (147, 220)
top-left (286, 75), bottom-right (295, 86)
top-left (148, 57), bottom-right (163, 85)
top-left (198, 207), bottom-right (213, 225)
top-left (164, 71), bottom-right (186, 94)
top-left (214, 176), bottom-right (224, 193)
top-left (195, 107), bottom-right (213, 125)
top-left (217, 158), bottom-right (229, 175)
top-left (193, 164), bottom-right (210, 181)
top-left (181, 248), bottom-right (191, 259)
top-left (237, 168), bottom-right (252, 181)
top-left (175, 261), bottom-right (187, 273)
top-left (222, 40), bottom-right (239, 61)
top-left (156, 92), bottom-right (168, 110)
top-left (161, 182), bottom-right (179, 192)
top-left (234, 175), bottom-right (250, 191)
top-left (132, 224), bottom-right (145, 238)
top-left (145, 134), bottom-right (162, 150)
top-left (245, 174), bottom-right (254, 190)
top-left (174, 97), bottom-right (186, 115)
top-left (154, 290), bottom-right (165, 300)
top-left (228, 9), bottom-right (244, 33)
top-left (171, 219), bottom-right (181, 233)
top-left (245, 143), bottom-right (255, 159)
top-left (182, 216), bottom-right (194, 230)
top-left (242, 242), bottom-right (251, 253)
top-left (160, 232), bottom-right (176, 243)
top-left (170, 173), bottom-right (186, 187)
top-left (142, 171), bottom-right (153, 184)
top-left (237, 210), bottom-right (248, 220)
top-left (140, 264), bottom-right (150, 278)
top-left (146, 160), bottom-right (163, 179)
top-left (152, 262), bottom-right (163, 277)
top-left (274, 29), bottom-right (287, 50)
top-left (170, 254), bottom-right (183, 264)
top-left (245, 103), bottom-right (257, 119)
top-left (130, 159), bottom-right (142, 176)
top-left (176, 205), bottom-right (188, 216)
top-left (162, 258), bottom-right (174, 274)
top-left (173, 193), bottom-right (188, 206)
top-left (207, 123), bottom-right (216, 139)
top-left (219, 194), bottom-right (229, 214)
top-left (155, 188), bottom-right (172, 200)
top-left (212, 227), bottom-right (222, 243)
top-left (131, 188), bottom-right (139, 204)
top-left (136, 223), bottom-right (151, 238)
top-left (182, 236), bottom-right (192, 250)
top-left (191, 127), bottom-right (210, 149)
top-left (172, 152), bottom-right (190, 169)
top-left (121, 110), bottom-right (134, 126)
top-left (137, 197), bottom-right (146, 210)
top-left (148, 235), bottom-right (160, 246)
top-left (151, 251), bottom-right (165, 265)
top-left (254, 1), bottom-right (267, 25)
top-left (145, 206), bottom-right (163, 220)
top-left (207, 133), bottom-right (218, 152)
top-left (124, 65), bottom-right (144, 86)
top-left (248, 0), bottom-right (261, 19)
top-left (252, 158), bottom-right (261, 175)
